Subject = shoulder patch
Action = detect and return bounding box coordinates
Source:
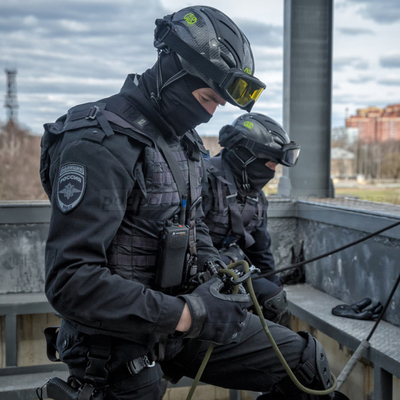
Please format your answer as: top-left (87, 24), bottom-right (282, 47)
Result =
top-left (57, 163), bottom-right (86, 213)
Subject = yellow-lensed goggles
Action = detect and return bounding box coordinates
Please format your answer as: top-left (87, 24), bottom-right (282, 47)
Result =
top-left (223, 70), bottom-right (266, 110)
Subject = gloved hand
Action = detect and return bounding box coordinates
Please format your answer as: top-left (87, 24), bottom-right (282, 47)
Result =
top-left (332, 298), bottom-right (383, 320)
top-left (219, 244), bottom-right (246, 264)
top-left (178, 275), bottom-right (252, 344)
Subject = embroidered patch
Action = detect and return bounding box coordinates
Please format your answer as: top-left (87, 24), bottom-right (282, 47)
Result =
top-left (134, 115), bottom-right (149, 129)
top-left (57, 163), bottom-right (86, 213)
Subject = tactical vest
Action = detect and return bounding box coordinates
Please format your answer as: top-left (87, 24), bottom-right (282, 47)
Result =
top-left (106, 141), bottom-right (204, 287)
top-left (203, 155), bottom-right (264, 249)
top-left (40, 100), bottom-right (204, 290)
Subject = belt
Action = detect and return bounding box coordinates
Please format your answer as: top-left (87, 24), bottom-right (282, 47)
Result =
top-left (71, 353), bottom-right (156, 385)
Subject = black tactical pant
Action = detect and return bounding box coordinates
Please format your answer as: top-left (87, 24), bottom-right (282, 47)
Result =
top-left (58, 314), bottom-right (306, 399)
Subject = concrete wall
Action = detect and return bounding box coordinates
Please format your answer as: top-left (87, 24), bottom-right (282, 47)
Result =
top-left (0, 202), bottom-right (50, 294)
top-left (298, 219), bottom-right (400, 326)
top-left (267, 198), bottom-right (400, 327)
top-left (0, 224), bottom-right (47, 294)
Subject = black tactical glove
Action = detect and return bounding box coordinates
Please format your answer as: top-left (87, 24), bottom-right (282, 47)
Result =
top-left (219, 244), bottom-right (246, 264)
top-left (178, 275), bottom-right (252, 344)
top-left (332, 298), bottom-right (383, 320)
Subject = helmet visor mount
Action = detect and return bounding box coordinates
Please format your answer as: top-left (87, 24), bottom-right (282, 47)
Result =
top-left (154, 18), bottom-right (265, 111)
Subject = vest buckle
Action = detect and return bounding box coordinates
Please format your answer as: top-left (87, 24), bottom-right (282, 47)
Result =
top-left (86, 105), bottom-right (100, 120)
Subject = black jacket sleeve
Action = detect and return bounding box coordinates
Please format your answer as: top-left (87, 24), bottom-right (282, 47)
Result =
top-left (243, 193), bottom-right (277, 281)
top-left (45, 137), bottom-right (185, 337)
top-left (194, 217), bottom-right (221, 269)
top-left (195, 159), bottom-right (222, 269)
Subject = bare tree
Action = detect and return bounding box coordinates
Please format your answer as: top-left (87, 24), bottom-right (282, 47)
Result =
top-left (0, 121), bottom-right (46, 200)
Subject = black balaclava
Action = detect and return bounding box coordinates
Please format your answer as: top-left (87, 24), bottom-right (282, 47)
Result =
top-left (138, 52), bottom-right (212, 136)
top-left (223, 147), bottom-right (275, 192)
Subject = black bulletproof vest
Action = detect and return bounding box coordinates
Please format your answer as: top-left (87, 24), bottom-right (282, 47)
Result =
top-left (203, 155), bottom-right (263, 249)
top-left (106, 136), bottom-right (204, 287)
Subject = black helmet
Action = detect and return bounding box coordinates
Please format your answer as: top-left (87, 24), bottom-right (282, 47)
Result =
top-left (219, 113), bottom-right (300, 167)
top-left (154, 6), bottom-right (266, 112)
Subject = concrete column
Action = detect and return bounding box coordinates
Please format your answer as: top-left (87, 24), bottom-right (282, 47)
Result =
top-left (278, 0), bottom-right (334, 198)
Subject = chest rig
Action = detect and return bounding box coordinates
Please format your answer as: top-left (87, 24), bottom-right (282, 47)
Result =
top-left (94, 107), bottom-right (205, 291)
top-left (204, 155), bottom-right (264, 249)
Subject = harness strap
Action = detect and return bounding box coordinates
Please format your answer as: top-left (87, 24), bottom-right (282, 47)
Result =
top-left (221, 157), bottom-right (256, 248)
top-left (187, 158), bottom-right (199, 258)
top-left (84, 335), bottom-right (111, 387)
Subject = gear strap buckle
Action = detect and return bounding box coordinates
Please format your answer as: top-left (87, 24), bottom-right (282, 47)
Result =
top-left (85, 106), bottom-right (100, 120)
top-left (85, 352), bottom-right (110, 387)
top-left (126, 355), bottom-right (156, 376)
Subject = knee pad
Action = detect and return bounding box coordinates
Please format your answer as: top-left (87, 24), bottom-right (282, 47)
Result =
top-left (260, 287), bottom-right (291, 327)
top-left (297, 331), bottom-right (333, 396)
top-left (274, 331), bottom-right (334, 399)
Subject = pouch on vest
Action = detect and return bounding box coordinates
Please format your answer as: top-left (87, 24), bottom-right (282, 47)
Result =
top-left (156, 222), bottom-right (189, 288)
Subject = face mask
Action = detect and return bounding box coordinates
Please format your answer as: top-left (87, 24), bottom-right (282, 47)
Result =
top-left (245, 159), bottom-right (276, 191)
top-left (224, 149), bottom-right (275, 192)
top-left (160, 81), bottom-right (212, 136)
top-left (151, 52), bottom-right (213, 136)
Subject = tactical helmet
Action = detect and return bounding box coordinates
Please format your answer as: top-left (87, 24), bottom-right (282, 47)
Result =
top-left (154, 6), bottom-right (265, 111)
top-left (219, 113), bottom-right (300, 167)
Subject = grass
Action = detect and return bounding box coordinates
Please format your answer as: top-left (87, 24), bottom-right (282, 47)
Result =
top-left (334, 186), bottom-right (400, 205)
top-left (265, 182), bottom-right (400, 205)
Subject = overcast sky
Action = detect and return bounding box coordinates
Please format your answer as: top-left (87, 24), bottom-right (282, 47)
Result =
top-left (0, 0), bottom-right (399, 136)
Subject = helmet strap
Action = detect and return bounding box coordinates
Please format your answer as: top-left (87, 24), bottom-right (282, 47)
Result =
top-left (150, 51), bottom-right (163, 108)
top-left (232, 149), bottom-right (256, 191)
top-left (241, 169), bottom-right (250, 191)
top-left (241, 155), bottom-right (256, 191)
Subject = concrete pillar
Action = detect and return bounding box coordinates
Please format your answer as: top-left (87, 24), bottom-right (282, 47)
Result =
top-left (278, 0), bottom-right (334, 198)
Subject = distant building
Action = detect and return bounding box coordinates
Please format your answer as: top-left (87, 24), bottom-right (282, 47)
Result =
top-left (346, 104), bottom-right (400, 142)
top-left (331, 126), bottom-right (359, 145)
top-left (331, 147), bottom-right (355, 179)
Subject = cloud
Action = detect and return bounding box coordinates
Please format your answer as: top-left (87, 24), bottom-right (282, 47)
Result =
top-left (333, 57), bottom-right (369, 71)
top-left (345, 0), bottom-right (400, 23)
top-left (336, 27), bottom-right (374, 35)
top-left (0, 0), bottom-right (168, 133)
top-left (348, 76), bottom-right (374, 84)
top-left (377, 78), bottom-right (400, 86)
top-left (236, 20), bottom-right (283, 48)
top-left (380, 54), bottom-right (400, 68)
top-left (251, 50), bottom-right (283, 74)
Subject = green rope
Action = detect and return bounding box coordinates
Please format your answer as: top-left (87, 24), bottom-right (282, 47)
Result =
top-left (185, 260), bottom-right (337, 399)
top-left (185, 342), bottom-right (215, 400)
top-left (240, 260), bottom-right (337, 395)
